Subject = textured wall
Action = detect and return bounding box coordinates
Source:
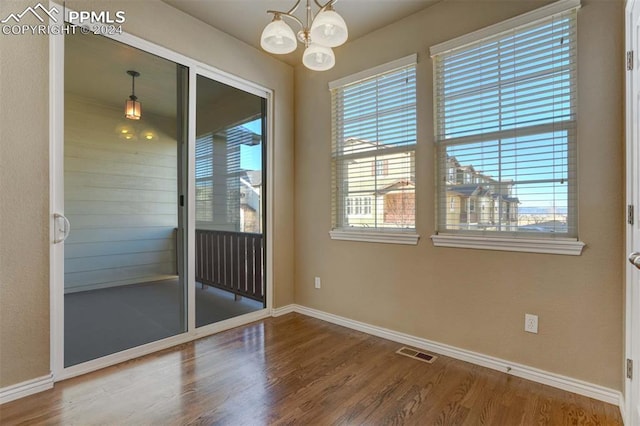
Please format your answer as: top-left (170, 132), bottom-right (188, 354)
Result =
top-left (294, 0), bottom-right (625, 390)
top-left (0, 0), bottom-right (51, 388)
top-left (0, 0), bottom-right (294, 388)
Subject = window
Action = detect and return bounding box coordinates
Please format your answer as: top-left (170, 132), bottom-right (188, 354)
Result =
top-left (431, 1), bottom-right (583, 255)
top-left (347, 196), bottom-right (373, 217)
top-left (329, 55), bottom-right (418, 245)
top-left (375, 159), bottom-right (389, 176)
top-left (448, 167), bottom-right (456, 182)
top-left (195, 116), bottom-right (264, 233)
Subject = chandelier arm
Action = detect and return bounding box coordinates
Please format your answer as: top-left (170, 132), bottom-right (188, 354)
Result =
top-left (314, 0), bottom-right (337, 11)
top-left (286, 0), bottom-right (303, 15)
top-left (266, 10), bottom-right (305, 29)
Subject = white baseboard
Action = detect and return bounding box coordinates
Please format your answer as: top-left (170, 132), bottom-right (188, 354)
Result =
top-left (619, 394), bottom-right (627, 425)
top-left (277, 304), bottom-right (622, 407)
top-left (271, 305), bottom-right (296, 317)
top-left (1, 306), bottom-right (621, 409)
top-left (0, 374), bottom-right (54, 405)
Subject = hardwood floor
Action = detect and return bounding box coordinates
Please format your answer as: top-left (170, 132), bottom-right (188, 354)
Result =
top-left (0, 313), bottom-right (622, 425)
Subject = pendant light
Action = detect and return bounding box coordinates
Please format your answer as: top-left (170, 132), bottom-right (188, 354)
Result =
top-left (125, 70), bottom-right (141, 120)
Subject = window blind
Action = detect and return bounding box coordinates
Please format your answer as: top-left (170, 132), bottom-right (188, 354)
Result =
top-left (330, 57), bottom-right (417, 231)
top-left (432, 7), bottom-right (578, 238)
top-left (195, 133), bottom-right (214, 223)
top-left (195, 117), bottom-right (263, 227)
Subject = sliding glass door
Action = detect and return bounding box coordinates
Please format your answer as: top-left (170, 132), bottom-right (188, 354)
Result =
top-left (55, 27), bottom-right (270, 373)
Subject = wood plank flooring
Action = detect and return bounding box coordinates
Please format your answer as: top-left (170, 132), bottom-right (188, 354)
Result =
top-left (0, 313), bottom-right (622, 425)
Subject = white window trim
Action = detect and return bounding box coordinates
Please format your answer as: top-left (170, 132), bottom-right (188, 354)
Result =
top-left (431, 234), bottom-right (585, 256)
top-left (329, 54), bottom-right (419, 244)
top-left (430, 0), bottom-right (583, 255)
top-left (329, 54), bottom-right (417, 90)
top-left (429, 0), bottom-right (581, 56)
top-left (330, 230), bottom-right (419, 245)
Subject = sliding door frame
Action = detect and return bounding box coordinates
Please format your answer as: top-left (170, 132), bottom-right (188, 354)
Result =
top-left (49, 2), bottom-right (274, 381)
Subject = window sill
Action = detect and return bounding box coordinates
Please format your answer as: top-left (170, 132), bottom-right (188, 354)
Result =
top-left (330, 230), bottom-right (420, 245)
top-left (430, 234), bottom-right (585, 255)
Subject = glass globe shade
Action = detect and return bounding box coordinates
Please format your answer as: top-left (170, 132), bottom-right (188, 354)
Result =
top-left (310, 9), bottom-right (348, 48)
top-left (260, 18), bottom-right (297, 54)
top-left (302, 43), bottom-right (335, 71)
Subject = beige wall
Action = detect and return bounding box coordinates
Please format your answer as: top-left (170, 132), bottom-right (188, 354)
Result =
top-left (294, 0), bottom-right (625, 390)
top-left (0, 0), bottom-right (294, 388)
top-left (0, 1), bottom-right (51, 389)
top-left (0, 0), bottom-right (625, 395)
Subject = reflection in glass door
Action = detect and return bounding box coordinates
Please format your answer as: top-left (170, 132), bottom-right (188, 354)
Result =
top-left (195, 74), bottom-right (266, 327)
top-left (63, 32), bottom-right (187, 367)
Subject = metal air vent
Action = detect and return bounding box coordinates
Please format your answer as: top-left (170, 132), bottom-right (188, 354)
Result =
top-left (396, 347), bottom-right (437, 364)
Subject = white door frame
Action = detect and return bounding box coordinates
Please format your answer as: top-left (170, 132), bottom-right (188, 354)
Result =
top-left (625, 0), bottom-right (639, 424)
top-left (49, 1), bottom-right (274, 381)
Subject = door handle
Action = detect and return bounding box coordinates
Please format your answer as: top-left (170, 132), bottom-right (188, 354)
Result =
top-left (53, 213), bottom-right (71, 244)
top-left (630, 252), bottom-right (640, 270)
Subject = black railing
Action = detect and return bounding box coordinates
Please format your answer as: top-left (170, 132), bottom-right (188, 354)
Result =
top-left (195, 229), bottom-right (264, 303)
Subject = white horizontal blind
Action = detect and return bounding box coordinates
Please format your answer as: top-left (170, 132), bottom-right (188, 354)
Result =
top-left (331, 60), bottom-right (417, 231)
top-left (195, 133), bottom-right (214, 223)
top-left (433, 8), bottom-right (577, 238)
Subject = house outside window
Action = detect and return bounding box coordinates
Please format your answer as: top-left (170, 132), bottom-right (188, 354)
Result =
top-left (329, 55), bottom-right (418, 244)
top-left (431, 2), bottom-right (579, 249)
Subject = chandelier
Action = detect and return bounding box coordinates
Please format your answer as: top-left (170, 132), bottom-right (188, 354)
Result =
top-left (260, 0), bottom-right (348, 71)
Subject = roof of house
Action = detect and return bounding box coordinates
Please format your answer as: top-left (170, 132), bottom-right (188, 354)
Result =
top-left (447, 184), bottom-right (519, 203)
top-left (244, 170), bottom-right (262, 186)
top-left (375, 180), bottom-right (415, 195)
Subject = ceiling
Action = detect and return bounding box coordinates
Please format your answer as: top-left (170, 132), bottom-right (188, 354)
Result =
top-left (66, 32), bottom-right (243, 119)
top-left (66, 33), bottom-right (179, 117)
top-left (65, 1), bottom-right (440, 117)
top-left (162, 0), bottom-right (440, 66)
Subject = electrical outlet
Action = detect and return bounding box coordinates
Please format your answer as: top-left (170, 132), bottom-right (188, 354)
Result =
top-left (525, 314), bottom-right (538, 334)
top-left (314, 277), bottom-right (321, 289)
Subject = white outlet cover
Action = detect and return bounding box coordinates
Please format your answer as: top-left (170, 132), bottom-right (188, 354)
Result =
top-left (314, 277), bottom-right (321, 289)
top-left (525, 313), bottom-right (538, 333)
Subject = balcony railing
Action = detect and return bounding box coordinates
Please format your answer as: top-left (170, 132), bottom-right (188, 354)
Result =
top-left (195, 229), bottom-right (264, 303)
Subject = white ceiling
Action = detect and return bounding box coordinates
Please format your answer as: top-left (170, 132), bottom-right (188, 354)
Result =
top-left (162, 0), bottom-right (440, 65)
top-left (65, 1), bottom-right (440, 117)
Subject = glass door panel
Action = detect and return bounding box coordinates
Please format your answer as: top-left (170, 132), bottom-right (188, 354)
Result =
top-left (63, 32), bottom-right (187, 366)
top-left (195, 74), bottom-right (266, 327)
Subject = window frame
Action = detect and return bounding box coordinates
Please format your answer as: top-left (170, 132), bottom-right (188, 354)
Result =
top-left (328, 54), bottom-right (420, 245)
top-left (429, 0), bottom-right (585, 255)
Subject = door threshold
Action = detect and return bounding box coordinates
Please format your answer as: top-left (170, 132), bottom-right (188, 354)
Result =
top-left (56, 308), bottom-right (271, 382)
